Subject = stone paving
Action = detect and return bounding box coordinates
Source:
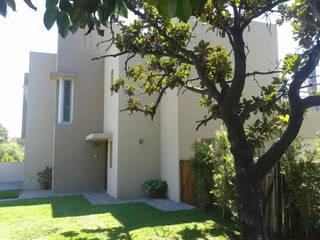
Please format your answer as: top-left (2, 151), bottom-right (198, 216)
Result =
top-left (83, 192), bottom-right (194, 211)
top-left (11, 190), bottom-right (194, 211)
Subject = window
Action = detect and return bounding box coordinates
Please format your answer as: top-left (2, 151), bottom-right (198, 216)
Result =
top-left (109, 140), bottom-right (113, 168)
top-left (58, 79), bottom-right (73, 123)
top-left (110, 69), bottom-right (114, 96)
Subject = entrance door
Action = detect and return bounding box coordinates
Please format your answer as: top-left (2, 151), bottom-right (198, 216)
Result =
top-left (104, 141), bottom-right (108, 191)
top-left (180, 160), bottom-right (196, 206)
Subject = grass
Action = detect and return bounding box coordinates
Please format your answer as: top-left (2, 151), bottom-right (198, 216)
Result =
top-left (0, 189), bottom-right (22, 199)
top-left (0, 196), bottom-right (237, 240)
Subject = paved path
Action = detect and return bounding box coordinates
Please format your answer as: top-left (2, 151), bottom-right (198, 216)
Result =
top-left (83, 192), bottom-right (194, 211)
top-left (0, 181), bottom-right (22, 190)
top-left (16, 190), bottom-right (194, 212)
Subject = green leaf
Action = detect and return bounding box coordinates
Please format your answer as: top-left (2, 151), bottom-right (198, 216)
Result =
top-left (0, 0), bottom-right (7, 16)
top-left (57, 11), bottom-right (70, 38)
top-left (85, 18), bottom-right (94, 35)
top-left (69, 19), bottom-right (80, 33)
top-left (176, 0), bottom-right (192, 22)
top-left (24, 0), bottom-right (36, 10)
top-left (189, 0), bottom-right (207, 12)
top-left (43, 7), bottom-right (58, 30)
top-left (158, 0), bottom-right (178, 19)
top-left (100, 0), bottom-right (116, 24)
top-left (148, 0), bottom-right (159, 5)
top-left (117, 0), bottom-right (128, 18)
top-left (46, 0), bottom-right (58, 10)
top-left (6, 0), bottom-right (16, 11)
top-left (59, 0), bottom-right (72, 13)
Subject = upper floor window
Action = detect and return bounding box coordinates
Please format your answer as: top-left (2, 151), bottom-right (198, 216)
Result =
top-left (58, 79), bottom-right (73, 123)
top-left (110, 69), bottom-right (114, 96)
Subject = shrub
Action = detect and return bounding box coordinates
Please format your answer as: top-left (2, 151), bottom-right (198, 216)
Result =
top-left (210, 130), bottom-right (237, 219)
top-left (37, 167), bottom-right (52, 190)
top-left (281, 136), bottom-right (320, 239)
top-left (190, 141), bottom-right (215, 209)
top-left (142, 179), bottom-right (168, 198)
top-left (190, 129), bottom-right (236, 217)
top-left (0, 141), bottom-right (24, 162)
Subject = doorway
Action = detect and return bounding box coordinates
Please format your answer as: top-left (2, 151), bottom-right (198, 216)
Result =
top-left (104, 140), bottom-right (113, 192)
top-left (104, 141), bottom-right (108, 191)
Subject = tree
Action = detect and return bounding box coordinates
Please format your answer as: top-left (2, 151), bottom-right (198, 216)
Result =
top-left (0, 124), bottom-right (8, 144)
top-left (0, 0), bottom-right (204, 37)
top-left (2, 0), bottom-right (320, 239)
top-left (0, 141), bottom-right (24, 162)
top-left (97, 1), bottom-right (319, 239)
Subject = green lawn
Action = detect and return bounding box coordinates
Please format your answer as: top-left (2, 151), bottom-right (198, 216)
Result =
top-left (0, 196), bottom-right (237, 240)
top-left (0, 189), bottom-right (22, 199)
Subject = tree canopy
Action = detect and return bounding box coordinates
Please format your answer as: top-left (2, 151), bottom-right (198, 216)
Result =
top-left (97, 1), bottom-right (320, 239)
top-left (0, 124), bottom-right (8, 144)
top-left (0, 0), bottom-right (206, 37)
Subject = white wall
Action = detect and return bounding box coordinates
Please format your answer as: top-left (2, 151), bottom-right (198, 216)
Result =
top-left (24, 52), bottom-right (56, 190)
top-left (160, 90), bottom-right (180, 202)
top-left (0, 163), bottom-right (24, 183)
top-left (116, 55), bottom-right (161, 199)
top-left (104, 45), bottom-right (120, 198)
top-left (178, 22), bottom-right (279, 161)
top-left (53, 30), bottom-right (106, 192)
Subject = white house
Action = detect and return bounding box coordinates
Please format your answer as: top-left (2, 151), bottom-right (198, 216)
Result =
top-left (22, 21), bottom-right (320, 203)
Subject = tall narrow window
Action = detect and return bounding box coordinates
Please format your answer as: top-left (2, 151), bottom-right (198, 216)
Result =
top-left (109, 140), bottom-right (113, 168)
top-left (58, 79), bottom-right (73, 123)
top-left (110, 69), bottom-right (114, 96)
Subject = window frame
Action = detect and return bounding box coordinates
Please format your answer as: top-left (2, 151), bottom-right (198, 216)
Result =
top-left (58, 78), bottom-right (74, 124)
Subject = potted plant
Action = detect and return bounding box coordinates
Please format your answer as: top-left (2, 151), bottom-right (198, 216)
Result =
top-left (37, 166), bottom-right (52, 190)
top-left (142, 179), bottom-right (168, 198)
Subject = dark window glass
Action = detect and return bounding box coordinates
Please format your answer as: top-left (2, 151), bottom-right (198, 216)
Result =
top-left (63, 81), bottom-right (71, 122)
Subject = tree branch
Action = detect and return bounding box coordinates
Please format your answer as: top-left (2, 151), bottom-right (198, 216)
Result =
top-left (242, 0), bottom-right (291, 28)
top-left (248, 40), bottom-right (320, 183)
top-left (303, 95), bottom-right (320, 109)
top-left (246, 70), bottom-right (281, 77)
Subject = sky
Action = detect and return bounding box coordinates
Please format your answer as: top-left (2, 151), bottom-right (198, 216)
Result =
top-left (0, 3), bottom-right (296, 138)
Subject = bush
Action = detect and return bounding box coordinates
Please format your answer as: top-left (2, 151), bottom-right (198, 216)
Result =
top-left (190, 141), bottom-right (215, 209)
top-left (0, 141), bottom-right (24, 162)
top-left (210, 130), bottom-right (237, 219)
top-left (281, 136), bottom-right (320, 239)
top-left (142, 179), bottom-right (168, 198)
top-left (190, 129), bottom-right (236, 218)
top-left (37, 167), bottom-right (52, 190)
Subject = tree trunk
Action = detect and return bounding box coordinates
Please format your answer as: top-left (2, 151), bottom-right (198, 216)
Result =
top-left (236, 180), bottom-right (269, 240)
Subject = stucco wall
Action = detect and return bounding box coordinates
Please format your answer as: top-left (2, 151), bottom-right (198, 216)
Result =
top-left (116, 56), bottom-right (161, 199)
top-left (53, 31), bottom-right (106, 192)
top-left (160, 90), bottom-right (180, 202)
top-left (0, 163), bottom-right (24, 183)
top-left (178, 22), bottom-right (279, 161)
top-left (24, 52), bottom-right (56, 190)
top-left (299, 109), bottom-right (320, 138)
top-left (104, 45), bottom-right (120, 198)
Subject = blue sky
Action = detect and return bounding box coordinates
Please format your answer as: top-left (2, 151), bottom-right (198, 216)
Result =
top-left (0, 2), bottom-right (295, 138)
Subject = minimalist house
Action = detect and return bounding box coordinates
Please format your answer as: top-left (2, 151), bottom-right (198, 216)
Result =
top-left (22, 22), bottom-right (320, 203)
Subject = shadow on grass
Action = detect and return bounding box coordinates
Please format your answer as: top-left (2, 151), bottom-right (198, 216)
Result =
top-left (0, 195), bottom-right (237, 239)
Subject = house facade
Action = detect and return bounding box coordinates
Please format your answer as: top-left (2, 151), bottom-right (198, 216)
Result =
top-left (22, 22), bottom-right (320, 203)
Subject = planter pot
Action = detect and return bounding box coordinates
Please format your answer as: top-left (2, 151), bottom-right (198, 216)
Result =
top-left (40, 181), bottom-right (50, 190)
top-left (147, 191), bottom-right (167, 199)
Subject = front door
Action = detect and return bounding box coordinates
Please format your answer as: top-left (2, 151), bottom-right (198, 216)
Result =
top-left (104, 141), bottom-right (108, 191)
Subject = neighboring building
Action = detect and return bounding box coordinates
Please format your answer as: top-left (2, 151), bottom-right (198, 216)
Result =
top-left (21, 22), bottom-right (320, 203)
